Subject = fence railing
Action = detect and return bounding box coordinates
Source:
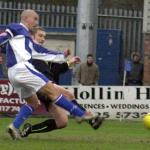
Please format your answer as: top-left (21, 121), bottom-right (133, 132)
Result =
top-left (97, 8), bottom-right (143, 57)
top-left (0, 1), bottom-right (143, 57)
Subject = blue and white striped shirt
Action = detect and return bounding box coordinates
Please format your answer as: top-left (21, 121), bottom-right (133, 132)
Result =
top-left (0, 23), bottom-right (65, 68)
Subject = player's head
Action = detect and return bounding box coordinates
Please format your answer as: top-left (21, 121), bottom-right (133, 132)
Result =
top-left (21, 9), bottom-right (39, 30)
top-left (87, 54), bottom-right (94, 65)
top-left (30, 26), bottom-right (46, 45)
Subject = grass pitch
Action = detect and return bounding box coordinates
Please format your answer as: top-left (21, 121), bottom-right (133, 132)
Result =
top-left (0, 117), bottom-right (150, 150)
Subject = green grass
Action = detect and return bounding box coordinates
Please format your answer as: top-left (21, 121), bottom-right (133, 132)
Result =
top-left (0, 117), bottom-right (150, 150)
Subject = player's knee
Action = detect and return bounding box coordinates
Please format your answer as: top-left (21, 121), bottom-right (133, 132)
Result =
top-left (25, 97), bottom-right (40, 109)
top-left (67, 91), bottom-right (75, 100)
top-left (28, 101), bottom-right (40, 109)
top-left (40, 82), bottom-right (60, 101)
top-left (56, 118), bottom-right (68, 129)
top-left (34, 101), bottom-right (40, 108)
top-left (69, 93), bottom-right (75, 100)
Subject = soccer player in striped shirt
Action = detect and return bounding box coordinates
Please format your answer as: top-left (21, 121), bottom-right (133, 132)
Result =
top-left (0, 9), bottom-right (102, 140)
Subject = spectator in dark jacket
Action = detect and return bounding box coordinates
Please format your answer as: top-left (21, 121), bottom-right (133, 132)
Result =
top-left (77, 54), bottom-right (99, 85)
top-left (126, 52), bottom-right (143, 85)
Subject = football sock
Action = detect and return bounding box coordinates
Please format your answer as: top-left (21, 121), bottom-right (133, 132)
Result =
top-left (72, 100), bottom-right (86, 111)
top-left (12, 104), bottom-right (34, 129)
top-left (72, 100), bottom-right (91, 124)
top-left (31, 119), bottom-right (57, 133)
top-left (55, 94), bottom-right (85, 117)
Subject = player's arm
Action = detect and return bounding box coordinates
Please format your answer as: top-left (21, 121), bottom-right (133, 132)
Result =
top-left (32, 42), bottom-right (66, 63)
top-left (67, 56), bottom-right (80, 67)
top-left (48, 48), bottom-right (75, 73)
top-left (47, 56), bottom-right (80, 77)
top-left (49, 62), bottom-right (69, 74)
top-left (0, 31), bottom-right (12, 47)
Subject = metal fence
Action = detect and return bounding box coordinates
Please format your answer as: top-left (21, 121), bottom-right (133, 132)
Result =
top-left (98, 8), bottom-right (143, 57)
top-left (0, 1), bottom-right (143, 57)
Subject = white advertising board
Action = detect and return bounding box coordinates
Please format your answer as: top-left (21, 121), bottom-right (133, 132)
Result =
top-left (65, 86), bottom-right (150, 120)
top-left (0, 80), bottom-right (150, 120)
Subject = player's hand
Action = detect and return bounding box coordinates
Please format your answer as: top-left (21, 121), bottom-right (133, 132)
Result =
top-left (64, 48), bottom-right (71, 57)
top-left (73, 56), bottom-right (81, 64)
top-left (67, 56), bottom-right (81, 67)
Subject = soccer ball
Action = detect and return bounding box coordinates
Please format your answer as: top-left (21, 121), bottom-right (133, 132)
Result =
top-left (143, 113), bottom-right (150, 129)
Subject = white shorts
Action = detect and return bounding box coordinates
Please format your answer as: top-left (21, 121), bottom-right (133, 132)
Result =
top-left (8, 62), bottom-right (49, 98)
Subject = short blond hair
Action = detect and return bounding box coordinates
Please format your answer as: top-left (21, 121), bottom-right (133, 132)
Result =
top-left (21, 9), bottom-right (38, 21)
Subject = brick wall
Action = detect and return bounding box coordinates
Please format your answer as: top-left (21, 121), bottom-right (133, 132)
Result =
top-left (143, 34), bottom-right (150, 85)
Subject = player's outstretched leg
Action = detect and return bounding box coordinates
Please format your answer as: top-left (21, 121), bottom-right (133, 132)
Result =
top-left (21, 119), bottom-right (57, 137)
top-left (21, 114), bottom-right (104, 138)
top-left (21, 115), bottom-right (104, 138)
top-left (21, 95), bottom-right (104, 138)
top-left (53, 94), bottom-right (97, 122)
top-left (52, 85), bottom-right (104, 129)
top-left (21, 108), bottom-right (104, 138)
top-left (53, 85), bottom-right (104, 129)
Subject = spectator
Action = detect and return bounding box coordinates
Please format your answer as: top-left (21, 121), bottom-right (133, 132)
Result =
top-left (77, 54), bottom-right (99, 85)
top-left (126, 52), bottom-right (143, 85)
